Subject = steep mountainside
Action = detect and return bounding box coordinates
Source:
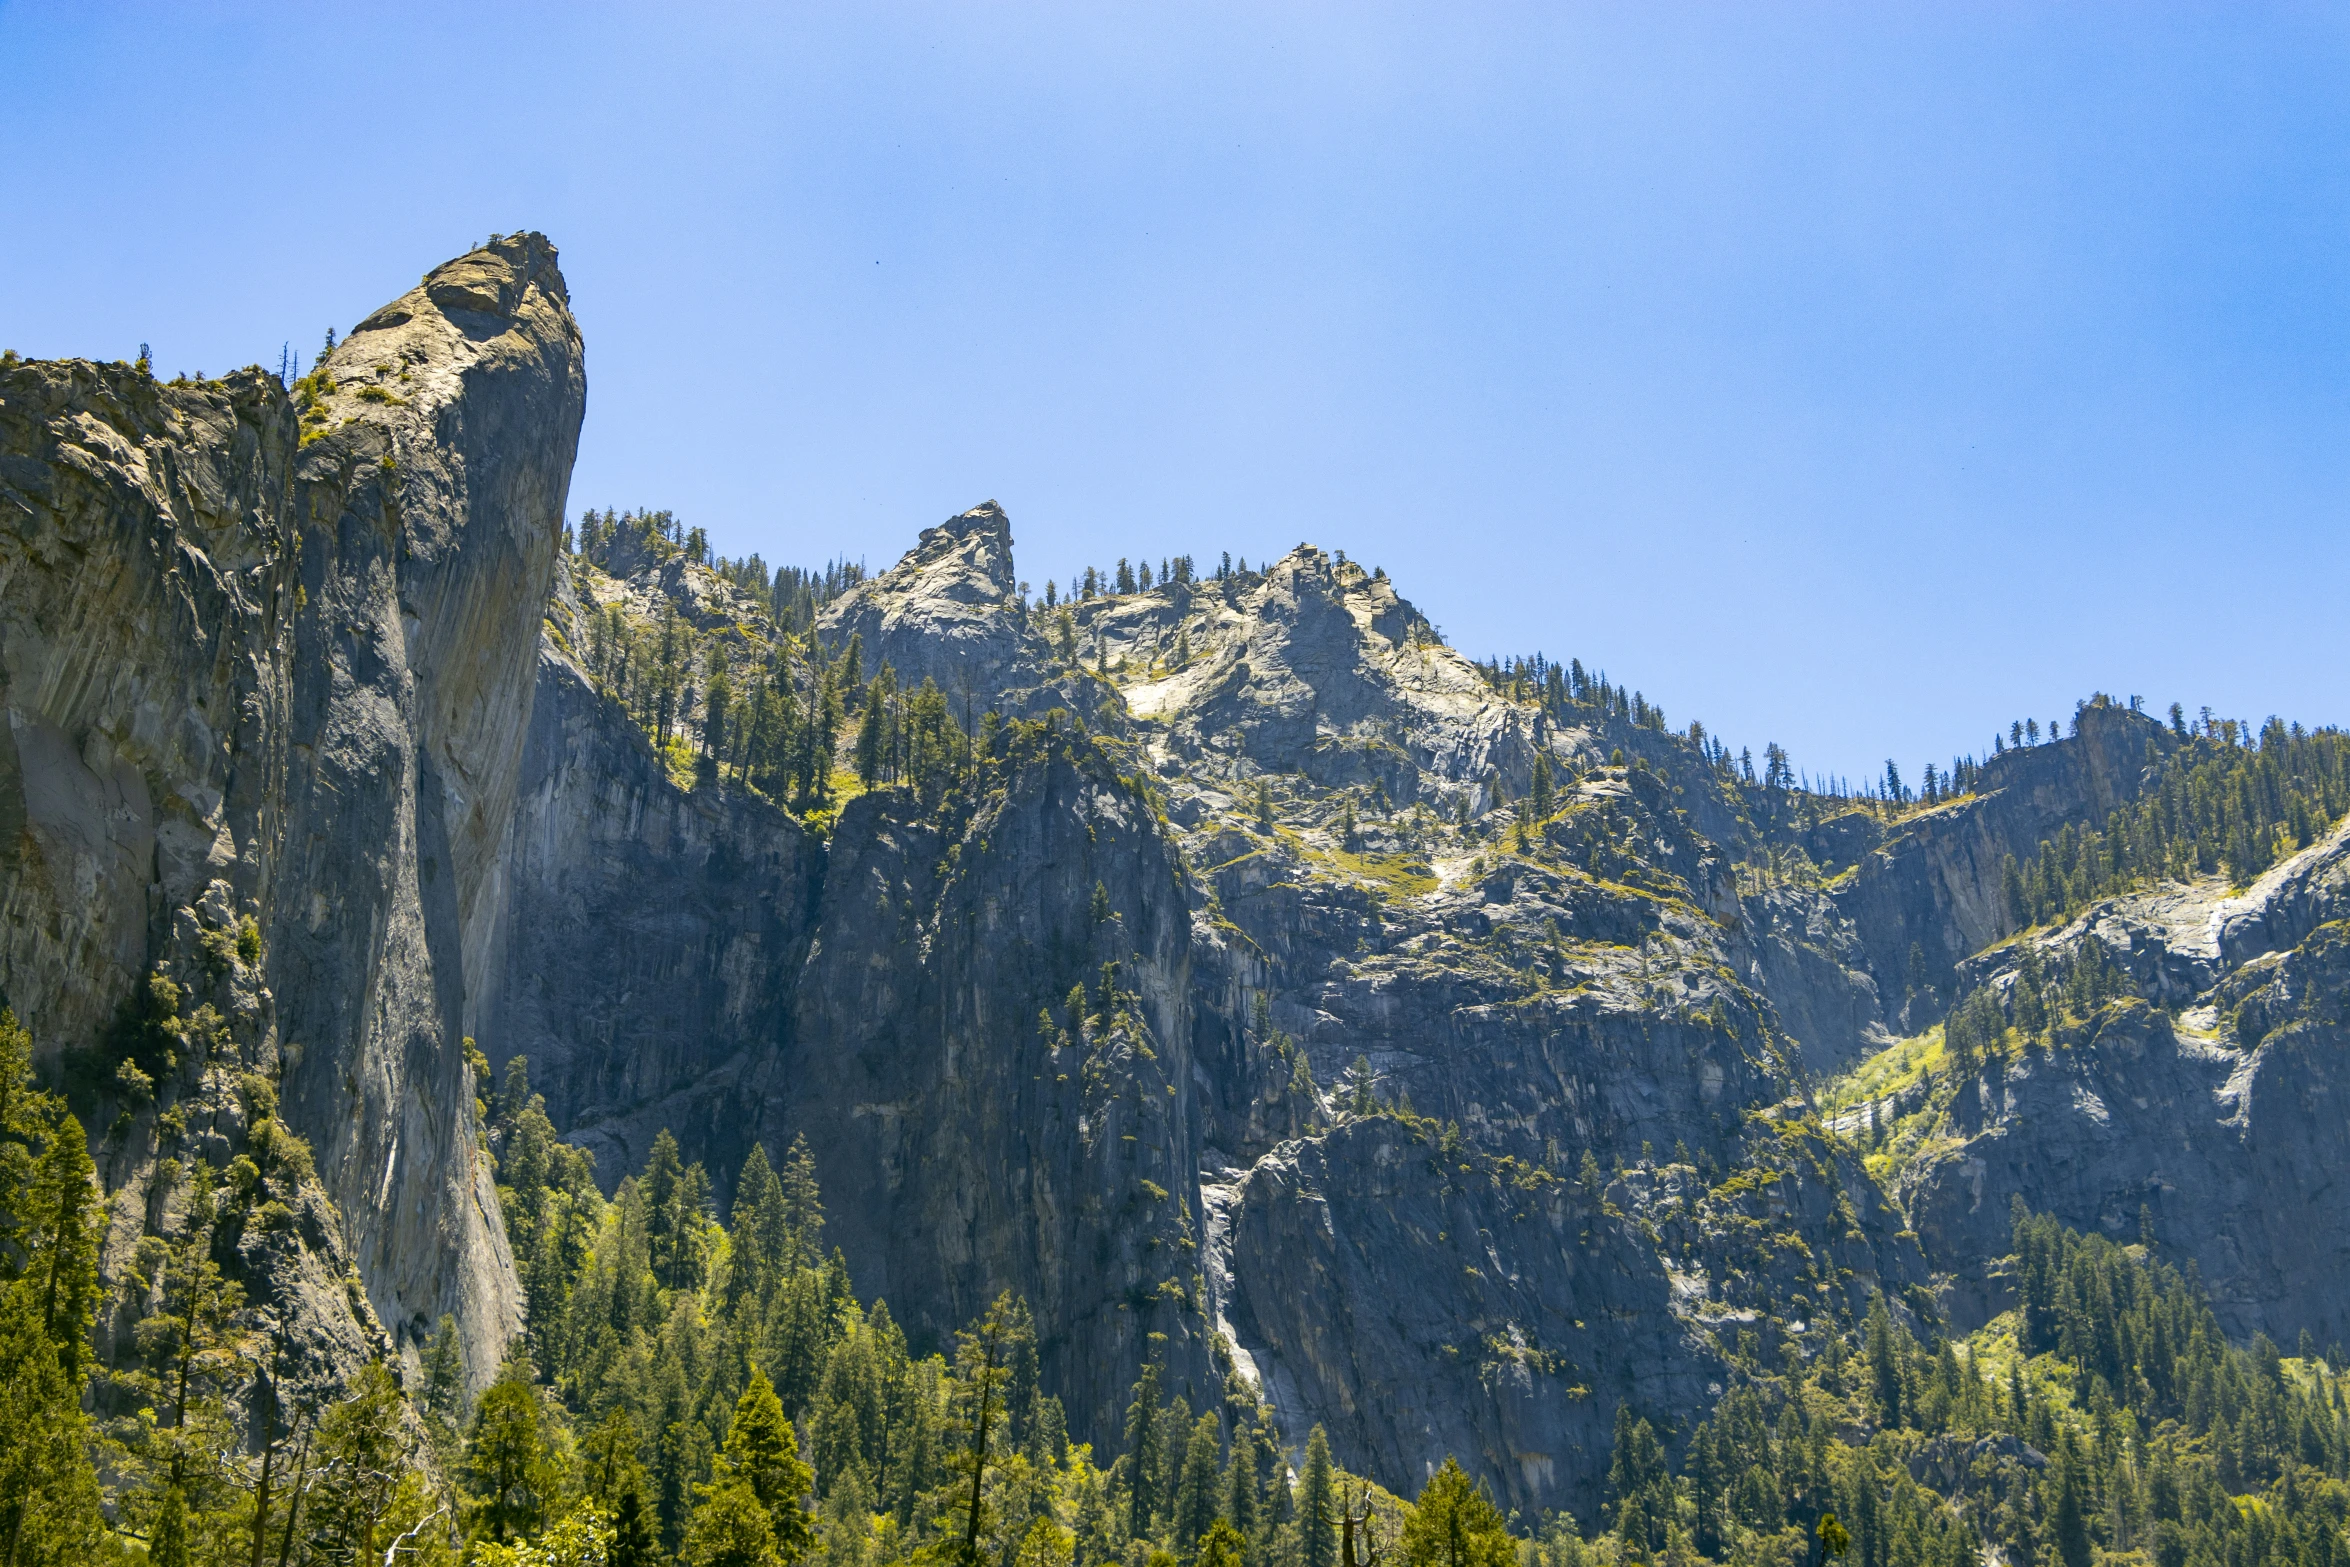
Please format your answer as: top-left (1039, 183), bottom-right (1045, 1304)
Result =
top-left (0, 234), bottom-right (584, 1399)
top-left (1891, 816), bottom-right (2350, 1350)
top-left (8, 241), bottom-right (2350, 1541)
top-left (480, 502), bottom-right (2311, 1516)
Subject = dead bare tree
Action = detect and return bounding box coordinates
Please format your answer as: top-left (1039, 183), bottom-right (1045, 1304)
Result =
top-left (1340, 1480), bottom-right (1381, 1567)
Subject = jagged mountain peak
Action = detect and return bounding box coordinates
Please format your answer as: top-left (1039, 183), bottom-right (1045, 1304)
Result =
top-left (23, 232), bottom-right (2350, 1548)
top-left (879, 496), bottom-right (1019, 602)
top-left (916, 495), bottom-right (1013, 560)
top-left (816, 512), bottom-right (1552, 798)
top-left (1067, 544), bottom-right (1538, 798)
top-left (817, 500), bottom-right (1114, 722)
top-left (1250, 541), bottom-right (1422, 646)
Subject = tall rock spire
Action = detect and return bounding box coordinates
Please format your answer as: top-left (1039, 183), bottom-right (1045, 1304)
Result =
top-left (0, 232), bottom-right (587, 1398)
top-left (273, 232), bottom-right (586, 1383)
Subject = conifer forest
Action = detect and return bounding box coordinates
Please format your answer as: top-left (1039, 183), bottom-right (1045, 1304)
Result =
top-left (6, 235), bottom-right (2350, 1567)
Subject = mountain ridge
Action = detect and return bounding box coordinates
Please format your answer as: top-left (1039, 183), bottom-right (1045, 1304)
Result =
top-left (499, 491), bottom-right (2350, 1514)
top-left (4, 239), bottom-right (2349, 1561)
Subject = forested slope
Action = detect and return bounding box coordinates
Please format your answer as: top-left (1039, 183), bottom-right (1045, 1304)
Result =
top-left (5, 236), bottom-right (2350, 1564)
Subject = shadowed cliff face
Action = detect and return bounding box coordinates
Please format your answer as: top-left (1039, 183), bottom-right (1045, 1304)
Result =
top-left (1903, 819), bottom-right (2350, 1350)
top-left (0, 363), bottom-right (299, 1066)
top-left (481, 674), bottom-right (1227, 1439)
top-left (475, 566), bottom-right (822, 1168)
top-left (1830, 704), bottom-right (2175, 1004)
top-left (486, 509), bottom-right (1946, 1514)
top-left (24, 267), bottom-right (2342, 1516)
top-left (770, 728), bottom-right (1219, 1426)
top-left (1220, 1120), bottom-right (1722, 1516)
top-left (0, 233), bottom-right (586, 1394)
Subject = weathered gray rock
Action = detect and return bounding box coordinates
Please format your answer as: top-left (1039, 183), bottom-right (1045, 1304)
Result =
top-left (0, 355), bottom-right (392, 1407)
top-left (0, 233), bottom-right (586, 1393)
top-left (1219, 1120), bottom-right (1720, 1518)
top-left (1905, 846), bottom-right (2350, 1351)
top-left (1729, 885), bottom-right (1894, 1074)
top-left (1098, 546), bottom-right (1541, 803)
top-left (476, 559), bottom-right (821, 1173)
top-left (817, 502), bottom-right (1112, 725)
top-left (2216, 813), bottom-right (2350, 965)
top-left (763, 731), bottom-right (1220, 1425)
top-left (1830, 704), bottom-right (2175, 998)
top-left (269, 234), bottom-right (583, 1382)
top-left (0, 361), bottom-right (297, 1065)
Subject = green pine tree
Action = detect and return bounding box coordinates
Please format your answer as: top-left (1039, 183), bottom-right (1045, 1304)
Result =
top-left (855, 677), bottom-right (888, 787)
top-left (466, 1350), bottom-right (555, 1543)
top-left (1196, 1519), bottom-right (1248, 1567)
top-left (147, 1483), bottom-right (191, 1567)
top-left (683, 1476), bottom-right (783, 1567)
top-left (1123, 1362), bottom-right (1164, 1541)
top-left (779, 1133), bottom-right (826, 1269)
top-left (1865, 1295), bottom-right (1903, 1428)
top-left (612, 1485), bottom-right (661, 1567)
top-left (1604, 1407), bottom-right (1667, 1557)
top-left (1172, 1412), bottom-right (1222, 1550)
top-left (307, 1361), bottom-right (409, 1561)
top-left (0, 1010), bottom-right (104, 1563)
top-left (1403, 1458), bottom-right (1514, 1567)
top-left (420, 1313), bottom-right (465, 1427)
top-left (951, 1293), bottom-right (1019, 1567)
top-left (1223, 1421), bottom-right (1260, 1541)
top-left (1299, 1426), bottom-right (1337, 1567)
top-left (715, 1366), bottom-right (815, 1561)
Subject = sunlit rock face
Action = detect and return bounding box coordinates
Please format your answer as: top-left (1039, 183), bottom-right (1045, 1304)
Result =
top-left (16, 236), bottom-right (2350, 1515)
top-left (0, 233), bottom-right (584, 1395)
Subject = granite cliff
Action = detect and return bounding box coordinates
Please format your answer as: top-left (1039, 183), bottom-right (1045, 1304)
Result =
top-left (6, 241), bottom-right (2349, 1531)
top-left (0, 233), bottom-right (583, 1402)
top-left (473, 510), bottom-right (1998, 1513)
top-left (485, 501), bottom-right (2350, 1515)
top-left (1895, 815), bottom-right (2350, 1351)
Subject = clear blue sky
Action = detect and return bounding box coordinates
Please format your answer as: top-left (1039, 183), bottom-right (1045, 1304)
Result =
top-left (4, 3), bottom-right (2344, 783)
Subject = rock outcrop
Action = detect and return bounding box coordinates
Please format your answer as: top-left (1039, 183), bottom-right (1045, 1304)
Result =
top-left (1829, 704), bottom-right (2175, 998)
top-left (1901, 818), bottom-right (2350, 1349)
top-left (0, 233), bottom-right (585, 1392)
top-left (16, 245), bottom-right (2350, 1523)
top-left (271, 235), bottom-right (583, 1380)
top-left (498, 514), bottom-right (1937, 1511)
top-left (1097, 546), bottom-right (1542, 801)
top-left (769, 727), bottom-right (1220, 1425)
top-left (817, 502), bottom-right (1112, 725)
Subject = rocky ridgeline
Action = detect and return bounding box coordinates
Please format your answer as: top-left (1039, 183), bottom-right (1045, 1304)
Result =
top-left (1895, 815), bottom-right (2350, 1351)
top-left (7, 239), bottom-right (2350, 1520)
top-left (490, 501), bottom-right (2350, 1514)
top-left (467, 501), bottom-right (2070, 1513)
